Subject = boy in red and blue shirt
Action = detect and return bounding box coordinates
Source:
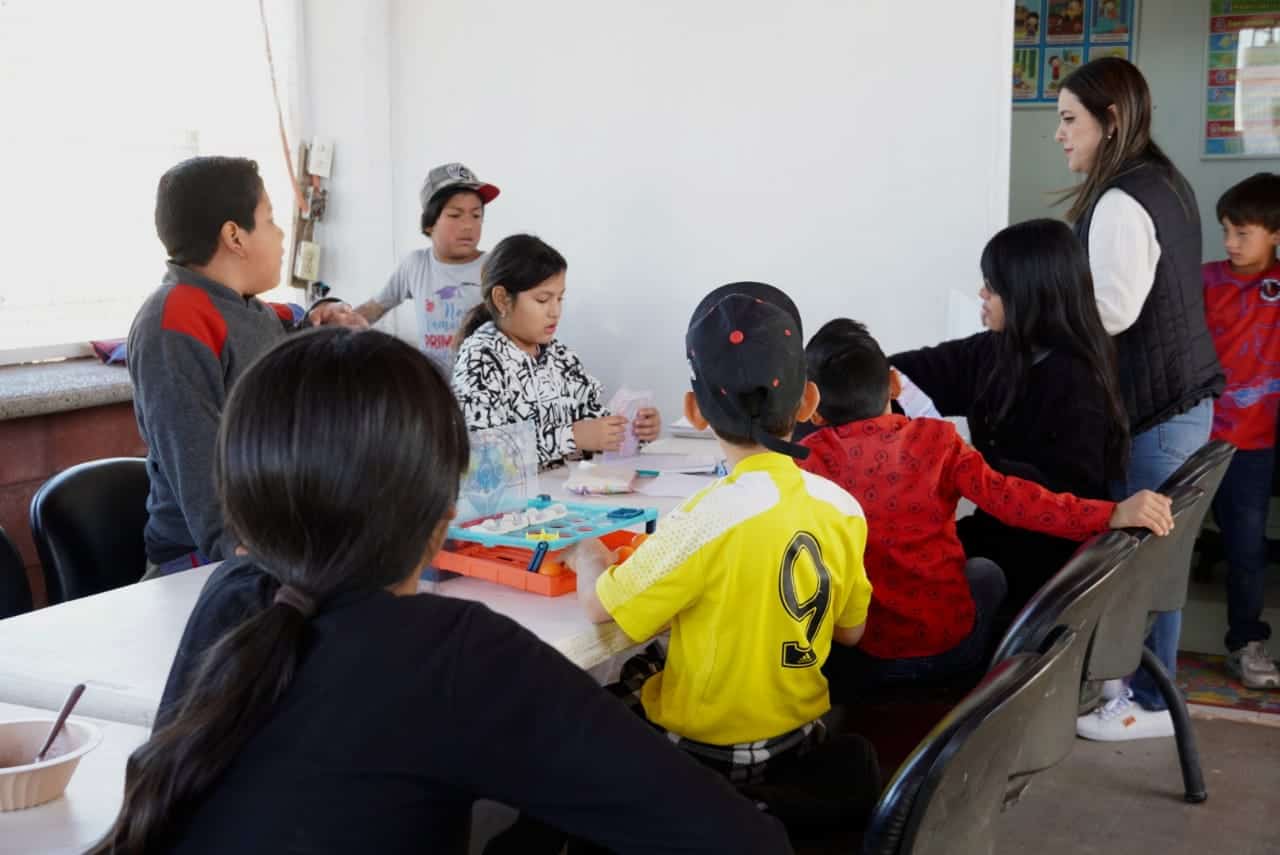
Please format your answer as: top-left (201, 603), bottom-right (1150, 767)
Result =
top-left (1203, 172), bottom-right (1280, 689)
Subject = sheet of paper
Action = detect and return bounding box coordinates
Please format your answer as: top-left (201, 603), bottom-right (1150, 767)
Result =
top-left (634, 472), bottom-right (716, 498)
top-left (604, 386), bottom-right (654, 460)
top-left (607, 453), bottom-right (718, 474)
top-left (668, 415), bottom-right (710, 438)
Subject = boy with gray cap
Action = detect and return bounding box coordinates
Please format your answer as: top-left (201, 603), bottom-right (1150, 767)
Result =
top-left (356, 162), bottom-right (499, 374)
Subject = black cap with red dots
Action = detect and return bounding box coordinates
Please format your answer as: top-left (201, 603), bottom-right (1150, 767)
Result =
top-left (685, 282), bottom-right (810, 460)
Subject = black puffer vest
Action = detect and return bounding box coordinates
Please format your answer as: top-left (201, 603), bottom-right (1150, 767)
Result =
top-left (1074, 161), bottom-right (1224, 435)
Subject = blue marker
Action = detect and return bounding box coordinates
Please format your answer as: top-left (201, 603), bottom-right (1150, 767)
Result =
top-left (527, 541), bottom-right (550, 573)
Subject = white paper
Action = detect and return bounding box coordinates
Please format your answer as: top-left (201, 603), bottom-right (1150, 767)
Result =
top-left (634, 472), bottom-right (716, 498)
top-left (668, 416), bottom-right (710, 438)
top-left (605, 386), bottom-right (654, 460)
top-left (606, 453), bottom-right (718, 474)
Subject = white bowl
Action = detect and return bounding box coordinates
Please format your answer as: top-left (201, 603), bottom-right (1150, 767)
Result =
top-left (0, 719), bottom-right (103, 811)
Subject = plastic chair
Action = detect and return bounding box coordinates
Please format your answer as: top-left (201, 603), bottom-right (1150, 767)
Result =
top-left (29, 457), bottom-right (150, 604)
top-left (990, 530), bottom-right (1138, 777)
top-left (862, 630), bottom-right (1077, 855)
top-left (0, 525), bottom-right (33, 619)
top-left (1087, 483), bottom-right (1211, 803)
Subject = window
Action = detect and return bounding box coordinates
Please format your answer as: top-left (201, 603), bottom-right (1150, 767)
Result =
top-left (0, 0), bottom-right (303, 361)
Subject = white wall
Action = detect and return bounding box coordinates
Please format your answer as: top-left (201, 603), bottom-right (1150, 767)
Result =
top-left (368, 0), bottom-right (1013, 417)
top-left (299, 1), bottom-right (403, 318)
top-left (1010, 0), bottom-right (1280, 259)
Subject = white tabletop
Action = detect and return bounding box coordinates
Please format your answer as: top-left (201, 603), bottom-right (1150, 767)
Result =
top-left (0, 447), bottom-right (718, 727)
top-left (0, 702), bottom-right (149, 855)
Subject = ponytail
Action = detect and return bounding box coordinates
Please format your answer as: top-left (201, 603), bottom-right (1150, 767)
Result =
top-left (457, 300), bottom-right (495, 346)
top-left (88, 594), bottom-right (310, 854)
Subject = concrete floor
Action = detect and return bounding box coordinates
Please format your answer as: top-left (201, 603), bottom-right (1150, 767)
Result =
top-left (997, 718), bottom-right (1280, 855)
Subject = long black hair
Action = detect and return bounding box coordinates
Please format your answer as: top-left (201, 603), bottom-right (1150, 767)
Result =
top-left (458, 233), bottom-right (567, 342)
top-left (977, 219), bottom-right (1129, 478)
top-left (88, 327), bottom-right (470, 854)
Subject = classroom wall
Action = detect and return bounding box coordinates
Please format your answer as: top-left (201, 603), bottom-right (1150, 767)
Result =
top-left (299, 1), bottom-right (403, 317)
top-left (367, 0), bottom-right (1013, 416)
top-left (1009, 0), bottom-right (1280, 259)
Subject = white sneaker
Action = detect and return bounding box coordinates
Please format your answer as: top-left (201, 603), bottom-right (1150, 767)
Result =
top-left (1076, 689), bottom-right (1175, 742)
top-left (1227, 641), bottom-right (1280, 690)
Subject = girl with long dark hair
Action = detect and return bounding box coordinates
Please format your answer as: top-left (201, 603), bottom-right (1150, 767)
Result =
top-left (892, 219), bottom-right (1129, 613)
top-left (452, 234), bottom-right (662, 469)
top-left (89, 327), bottom-right (787, 855)
top-left (1055, 57), bottom-right (1223, 741)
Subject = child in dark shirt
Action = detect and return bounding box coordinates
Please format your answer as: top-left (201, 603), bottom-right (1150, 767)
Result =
top-left (92, 327), bottom-right (789, 855)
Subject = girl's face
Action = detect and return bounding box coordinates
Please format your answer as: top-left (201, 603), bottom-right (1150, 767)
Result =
top-left (1055, 88), bottom-right (1108, 174)
top-left (496, 272), bottom-right (566, 354)
top-left (980, 281), bottom-right (1006, 331)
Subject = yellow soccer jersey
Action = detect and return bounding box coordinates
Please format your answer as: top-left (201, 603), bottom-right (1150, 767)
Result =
top-left (596, 451), bottom-right (872, 745)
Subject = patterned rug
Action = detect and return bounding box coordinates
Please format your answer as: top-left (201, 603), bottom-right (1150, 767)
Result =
top-left (1177, 651), bottom-right (1280, 716)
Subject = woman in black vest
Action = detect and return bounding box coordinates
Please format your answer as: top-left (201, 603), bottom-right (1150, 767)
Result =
top-left (1054, 58), bottom-right (1224, 742)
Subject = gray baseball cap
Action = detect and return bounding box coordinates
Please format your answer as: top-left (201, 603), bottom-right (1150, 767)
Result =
top-left (419, 162), bottom-right (500, 210)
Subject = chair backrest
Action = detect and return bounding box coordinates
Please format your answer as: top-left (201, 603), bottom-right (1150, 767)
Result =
top-left (862, 632), bottom-right (1076, 855)
top-left (0, 525), bottom-right (33, 619)
top-left (989, 530), bottom-right (1137, 775)
top-left (1144, 441), bottom-right (1234, 613)
top-left (1087, 484), bottom-right (1205, 680)
top-left (29, 457), bottom-right (150, 604)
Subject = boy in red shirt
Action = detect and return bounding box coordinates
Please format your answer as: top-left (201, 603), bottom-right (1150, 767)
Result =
top-left (1203, 172), bottom-right (1280, 689)
top-left (798, 318), bottom-right (1173, 694)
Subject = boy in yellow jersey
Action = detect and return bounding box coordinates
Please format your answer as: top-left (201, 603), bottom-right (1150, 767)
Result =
top-left (570, 282), bottom-right (876, 789)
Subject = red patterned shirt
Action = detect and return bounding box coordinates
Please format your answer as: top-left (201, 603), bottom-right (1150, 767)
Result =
top-left (799, 415), bottom-right (1116, 659)
top-left (1204, 259), bottom-right (1280, 450)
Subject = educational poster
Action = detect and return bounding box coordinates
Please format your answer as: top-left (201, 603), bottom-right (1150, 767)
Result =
top-left (1047, 0), bottom-right (1087, 41)
top-left (1013, 0), bottom-right (1136, 105)
top-left (1091, 0), bottom-right (1133, 41)
top-left (1204, 1), bottom-right (1280, 157)
top-left (1015, 1), bottom-right (1044, 44)
top-left (1044, 46), bottom-right (1086, 97)
top-left (1014, 48), bottom-right (1041, 99)
top-left (1089, 44), bottom-right (1131, 61)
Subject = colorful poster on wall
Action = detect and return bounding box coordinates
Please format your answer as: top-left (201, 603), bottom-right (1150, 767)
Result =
top-left (1044, 46), bottom-right (1086, 97)
top-left (1014, 48), bottom-right (1041, 99)
top-left (1015, 1), bottom-right (1044, 45)
top-left (1204, 1), bottom-right (1280, 157)
top-left (1012, 0), bottom-right (1136, 105)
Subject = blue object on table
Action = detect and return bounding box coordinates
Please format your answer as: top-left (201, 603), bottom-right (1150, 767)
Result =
top-left (527, 541), bottom-right (550, 573)
top-left (447, 499), bottom-right (659, 553)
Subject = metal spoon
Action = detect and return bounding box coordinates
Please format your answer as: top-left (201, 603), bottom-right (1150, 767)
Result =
top-left (33, 684), bottom-right (85, 763)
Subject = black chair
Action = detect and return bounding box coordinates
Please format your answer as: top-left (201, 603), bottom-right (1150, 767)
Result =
top-left (0, 525), bottom-right (33, 619)
top-left (1087, 483), bottom-right (1211, 803)
top-left (29, 457), bottom-right (150, 604)
top-left (862, 630), bottom-right (1077, 855)
top-left (990, 530), bottom-right (1138, 778)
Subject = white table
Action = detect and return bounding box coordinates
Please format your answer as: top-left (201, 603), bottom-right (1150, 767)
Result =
top-left (0, 452), bottom-right (717, 727)
top-left (0, 702), bottom-right (149, 855)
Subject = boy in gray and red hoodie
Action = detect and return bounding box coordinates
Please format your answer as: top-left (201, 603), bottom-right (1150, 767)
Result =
top-left (129, 156), bottom-right (365, 575)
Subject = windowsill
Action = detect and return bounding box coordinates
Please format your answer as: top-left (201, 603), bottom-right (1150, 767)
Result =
top-left (0, 358), bottom-right (132, 421)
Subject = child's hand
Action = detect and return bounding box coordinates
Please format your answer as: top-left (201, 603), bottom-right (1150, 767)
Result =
top-left (573, 416), bottom-right (629, 452)
top-left (1109, 490), bottom-right (1174, 536)
top-left (563, 538), bottom-right (616, 573)
top-left (632, 407), bottom-right (662, 442)
top-left (310, 302), bottom-right (370, 329)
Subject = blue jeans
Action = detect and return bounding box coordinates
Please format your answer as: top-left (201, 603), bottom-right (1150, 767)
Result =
top-left (826, 558), bottom-right (1008, 689)
top-left (1117, 397), bottom-right (1213, 711)
top-left (1213, 447), bottom-right (1275, 652)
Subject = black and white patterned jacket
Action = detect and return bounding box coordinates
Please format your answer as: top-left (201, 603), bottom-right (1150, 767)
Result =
top-left (452, 322), bottom-right (608, 468)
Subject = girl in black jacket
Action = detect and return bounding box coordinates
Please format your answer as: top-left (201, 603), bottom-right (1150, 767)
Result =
top-left (892, 219), bottom-right (1129, 615)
